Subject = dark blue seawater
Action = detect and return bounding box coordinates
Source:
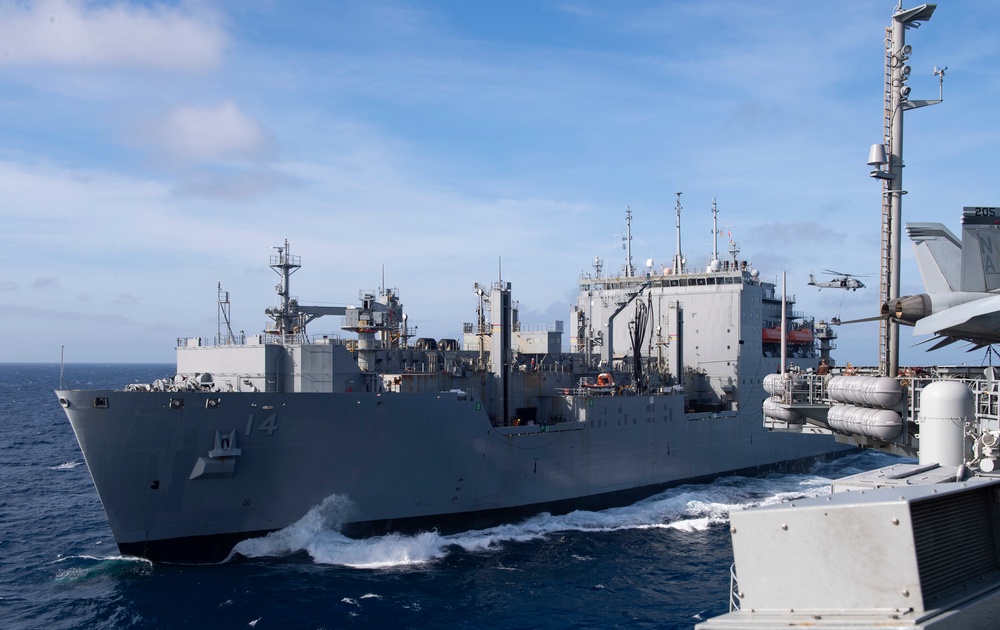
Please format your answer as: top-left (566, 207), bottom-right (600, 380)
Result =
top-left (1, 363), bottom-right (899, 629)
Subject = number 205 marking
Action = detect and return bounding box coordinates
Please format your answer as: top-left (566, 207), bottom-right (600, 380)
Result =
top-left (245, 413), bottom-right (278, 436)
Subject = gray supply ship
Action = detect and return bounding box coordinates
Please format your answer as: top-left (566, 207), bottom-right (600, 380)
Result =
top-left (57, 205), bottom-right (846, 563)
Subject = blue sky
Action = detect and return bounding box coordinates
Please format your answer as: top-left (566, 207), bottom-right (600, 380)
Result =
top-left (1, 0), bottom-right (998, 366)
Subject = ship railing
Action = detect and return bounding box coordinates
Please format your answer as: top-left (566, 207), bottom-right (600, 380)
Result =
top-left (131, 371), bottom-right (271, 393)
top-left (728, 562), bottom-right (741, 612)
top-left (775, 373), bottom-right (830, 405)
top-left (515, 322), bottom-right (565, 333)
top-left (775, 369), bottom-right (1000, 429)
top-left (177, 335), bottom-right (272, 348)
top-left (514, 359), bottom-right (573, 374)
top-left (769, 368), bottom-right (1000, 462)
top-left (264, 332), bottom-right (348, 346)
top-left (904, 371), bottom-right (1000, 428)
top-left (561, 376), bottom-right (682, 397)
top-left (177, 333), bottom-right (348, 348)
top-left (563, 385), bottom-right (610, 397)
top-left (215, 332), bottom-right (247, 346)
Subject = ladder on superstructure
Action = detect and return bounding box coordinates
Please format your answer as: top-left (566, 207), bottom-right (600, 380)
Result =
top-left (878, 26), bottom-right (893, 376)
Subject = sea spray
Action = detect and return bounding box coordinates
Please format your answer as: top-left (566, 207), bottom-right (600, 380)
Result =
top-left (231, 450), bottom-right (898, 569)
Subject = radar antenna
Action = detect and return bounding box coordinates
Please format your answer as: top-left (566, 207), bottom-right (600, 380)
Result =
top-left (673, 192), bottom-right (684, 275)
top-left (593, 256), bottom-right (603, 278)
top-left (728, 232), bottom-right (741, 266)
top-left (624, 207), bottom-right (634, 277)
top-left (217, 282), bottom-right (235, 345)
top-left (711, 198), bottom-right (719, 263)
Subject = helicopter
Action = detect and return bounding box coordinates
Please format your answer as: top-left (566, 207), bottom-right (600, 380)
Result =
top-left (808, 270), bottom-right (867, 291)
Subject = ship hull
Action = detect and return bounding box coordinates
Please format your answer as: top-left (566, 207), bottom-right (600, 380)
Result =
top-left (57, 387), bottom-right (847, 563)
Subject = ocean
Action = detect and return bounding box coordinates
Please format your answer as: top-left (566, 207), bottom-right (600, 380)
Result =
top-left (1, 362), bottom-right (898, 629)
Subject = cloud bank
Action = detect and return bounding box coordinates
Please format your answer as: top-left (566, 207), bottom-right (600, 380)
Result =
top-left (0, 0), bottom-right (226, 71)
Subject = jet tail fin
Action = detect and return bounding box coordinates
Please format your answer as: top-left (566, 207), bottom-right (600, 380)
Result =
top-left (960, 209), bottom-right (1000, 292)
top-left (906, 223), bottom-right (961, 293)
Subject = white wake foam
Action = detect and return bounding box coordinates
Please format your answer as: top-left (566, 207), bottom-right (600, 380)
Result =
top-left (51, 554), bottom-right (154, 581)
top-left (233, 451), bottom-right (893, 569)
top-left (48, 461), bottom-right (83, 470)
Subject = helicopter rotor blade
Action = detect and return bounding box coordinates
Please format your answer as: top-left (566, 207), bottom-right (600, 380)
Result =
top-left (821, 269), bottom-right (871, 278)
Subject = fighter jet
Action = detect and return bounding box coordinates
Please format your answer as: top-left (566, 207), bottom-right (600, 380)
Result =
top-left (882, 208), bottom-right (1000, 349)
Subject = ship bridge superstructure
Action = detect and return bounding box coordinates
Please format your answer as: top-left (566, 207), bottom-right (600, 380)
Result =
top-left (571, 203), bottom-right (825, 412)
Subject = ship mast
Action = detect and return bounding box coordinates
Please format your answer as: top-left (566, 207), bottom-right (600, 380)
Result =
top-left (268, 240), bottom-right (301, 339)
top-left (673, 192), bottom-right (684, 275)
top-left (869, 2), bottom-right (940, 376)
top-left (728, 234), bottom-right (741, 268)
top-left (711, 198), bottom-right (718, 260)
top-left (709, 198), bottom-right (721, 273)
top-left (624, 207), bottom-right (635, 277)
top-left (587, 256), bottom-right (603, 366)
top-left (217, 282), bottom-right (235, 345)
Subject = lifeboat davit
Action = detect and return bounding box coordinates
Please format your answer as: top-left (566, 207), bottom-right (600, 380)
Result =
top-left (762, 327), bottom-right (814, 344)
top-left (762, 327), bottom-right (782, 344)
top-left (788, 328), bottom-right (814, 344)
top-left (583, 372), bottom-right (616, 391)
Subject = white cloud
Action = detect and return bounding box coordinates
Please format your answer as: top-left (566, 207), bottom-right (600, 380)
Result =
top-left (173, 168), bottom-right (292, 200)
top-left (130, 100), bottom-right (283, 199)
top-left (140, 101), bottom-right (272, 165)
top-left (0, 0), bottom-right (227, 71)
top-left (30, 277), bottom-right (60, 289)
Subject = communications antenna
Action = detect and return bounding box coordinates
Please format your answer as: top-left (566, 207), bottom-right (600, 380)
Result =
top-left (218, 282), bottom-right (235, 344)
top-left (673, 192), bottom-right (684, 274)
top-left (867, 3), bottom-right (941, 376)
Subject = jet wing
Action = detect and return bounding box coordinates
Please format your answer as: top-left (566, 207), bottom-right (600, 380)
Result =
top-left (912, 294), bottom-right (1000, 344)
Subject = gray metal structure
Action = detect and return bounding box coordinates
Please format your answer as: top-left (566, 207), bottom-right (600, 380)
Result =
top-left (701, 368), bottom-right (1000, 629)
top-left (869, 2), bottom-right (942, 377)
top-left (701, 5), bottom-right (1000, 627)
top-left (57, 213), bottom-right (847, 563)
top-left (701, 474), bottom-right (1000, 629)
